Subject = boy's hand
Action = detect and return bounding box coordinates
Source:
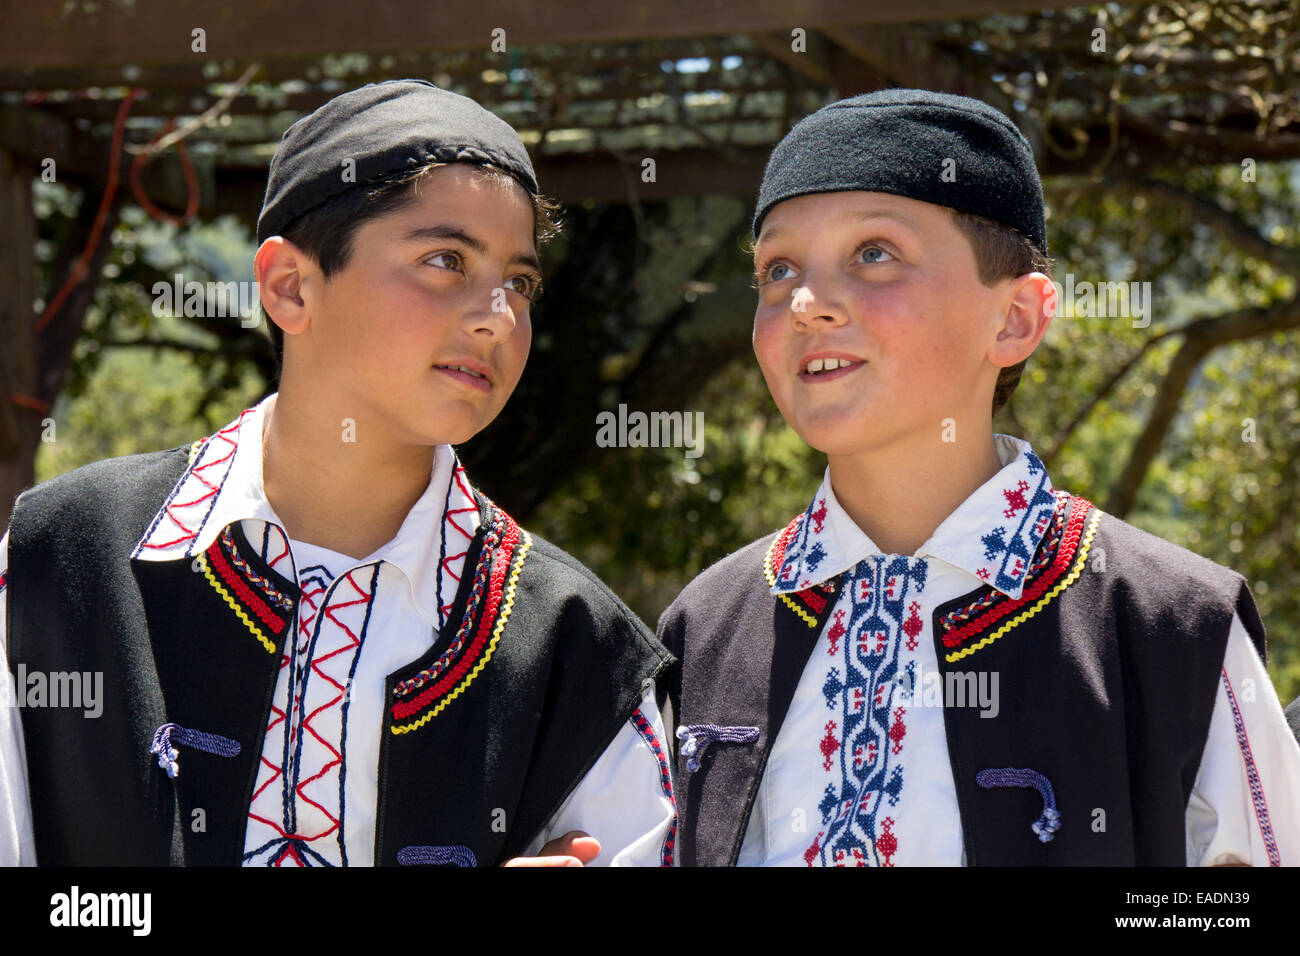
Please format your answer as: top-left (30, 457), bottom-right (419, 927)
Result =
top-left (501, 830), bottom-right (601, 867)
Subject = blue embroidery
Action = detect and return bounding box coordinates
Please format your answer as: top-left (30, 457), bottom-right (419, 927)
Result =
top-left (808, 554), bottom-right (926, 867)
top-left (806, 541), bottom-right (827, 572)
top-left (821, 668), bottom-right (844, 708)
top-left (984, 451), bottom-right (1056, 594)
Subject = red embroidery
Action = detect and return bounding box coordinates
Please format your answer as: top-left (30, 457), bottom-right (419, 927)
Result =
top-left (1002, 479), bottom-right (1030, 518)
top-left (803, 836), bottom-right (821, 867)
top-left (853, 741), bottom-right (877, 769)
top-left (293, 569), bottom-right (371, 839)
top-left (206, 535), bottom-right (288, 634)
top-left (941, 495), bottom-right (1093, 649)
top-left (889, 706), bottom-right (907, 754)
top-left (819, 720), bottom-right (840, 771)
top-left (877, 817), bottom-right (898, 866)
top-left (811, 498), bottom-right (828, 534)
top-left (391, 517), bottom-right (521, 722)
top-left (439, 464), bottom-right (477, 620)
top-left (902, 601), bottom-right (922, 651)
top-left (768, 513), bottom-right (836, 617)
top-left (826, 610), bottom-right (846, 655)
top-left (797, 588), bottom-right (827, 615)
top-left (834, 847), bottom-right (866, 867)
top-left (857, 629), bottom-right (887, 657)
top-left (142, 410), bottom-right (254, 551)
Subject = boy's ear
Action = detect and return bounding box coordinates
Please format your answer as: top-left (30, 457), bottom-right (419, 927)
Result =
top-left (254, 236), bottom-right (313, 338)
top-left (988, 271), bottom-right (1055, 370)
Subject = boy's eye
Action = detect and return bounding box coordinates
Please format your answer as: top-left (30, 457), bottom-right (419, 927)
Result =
top-left (754, 259), bottom-right (797, 287)
top-left (859, 244), bottom-right (894, 265)
top-left (423, 251), bottom-right (463, 271)
top-left (503, 274), bottom-right (541, 300)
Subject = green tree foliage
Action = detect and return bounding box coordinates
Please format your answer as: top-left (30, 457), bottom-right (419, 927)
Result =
top-left (32, 162), bottom-right (1300, 702)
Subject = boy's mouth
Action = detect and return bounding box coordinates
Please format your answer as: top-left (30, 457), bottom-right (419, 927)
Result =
top-left (434, 361), bottom-right (493, 392)
top-left (798, 355), bottom-right (866, 382)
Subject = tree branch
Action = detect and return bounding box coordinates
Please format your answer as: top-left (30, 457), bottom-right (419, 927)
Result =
top-left (1041, 324), bottom-right (1184, 468)
top-left (1046, 175), bottom-right (1300, 277)
top-left (1106, 293), bottom-right (1300, 517)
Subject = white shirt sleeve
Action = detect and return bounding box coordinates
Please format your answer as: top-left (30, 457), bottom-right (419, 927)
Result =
top-left (1186, 611), bottom-right (1300, 866)
top-left (522, 685), bottom-right (676, 866)
top-left (0, 530), bottom-right (38, 866)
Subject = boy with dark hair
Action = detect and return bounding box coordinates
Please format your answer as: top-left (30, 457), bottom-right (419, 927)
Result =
top-left (0, 79), bottom-right (676, 867)
top-left (658, 88), bottom-right (1300, 867)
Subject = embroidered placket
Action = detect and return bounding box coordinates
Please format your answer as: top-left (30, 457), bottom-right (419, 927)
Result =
top-left (804, 554), bottom-right (927, 867)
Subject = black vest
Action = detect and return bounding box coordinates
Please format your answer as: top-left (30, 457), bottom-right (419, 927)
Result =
top-left (657, 494), bottom-right (1266, 866)
top-left (6, 443), bottom-right (670, 866)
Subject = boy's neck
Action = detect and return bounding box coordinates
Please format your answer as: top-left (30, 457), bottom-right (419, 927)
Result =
top-left (826, 428), bottom-right (1003, 558)
top-left (260, 389), bottom-right (438, 562)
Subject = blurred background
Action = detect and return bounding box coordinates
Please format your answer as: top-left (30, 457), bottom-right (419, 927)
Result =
top-left (2, 1), bottom-right (1297, 698)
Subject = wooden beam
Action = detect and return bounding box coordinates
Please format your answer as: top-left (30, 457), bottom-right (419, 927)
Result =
top-left (536, 146), bottom-right (768, 202)
top-left (822, 24), bottom-right (977, 97)
top-left (0, 102), bottom-right (214, 207)
top-left (747, 32), bottom-right (836, 87)
top-left (0, 0), bottom-right (1094, 71)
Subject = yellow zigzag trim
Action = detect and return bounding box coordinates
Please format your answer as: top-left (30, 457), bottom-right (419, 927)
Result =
top-left (196, 551), bottom-right (277, 655)
top-left (187, 438), bottom-right (204, 465)
top-left (763, 531), bottom-right (818, 629)
top-left (392, 529), bottom-right (533, 735)
top-left (945, 508), bottom-right (1102, 664)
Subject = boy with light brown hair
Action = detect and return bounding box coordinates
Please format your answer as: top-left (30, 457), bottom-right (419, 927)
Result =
top-left (659, 88), bottom-right (1300, 867)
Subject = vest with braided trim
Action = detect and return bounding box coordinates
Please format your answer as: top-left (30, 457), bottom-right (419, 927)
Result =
top-left (657, 493), bottom-right (1266, 866)
top-left (6, 443), bottom-right (669, 866)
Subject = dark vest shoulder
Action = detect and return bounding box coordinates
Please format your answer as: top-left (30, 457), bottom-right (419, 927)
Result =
top-left (9, 443), bottom-right (191, 551)
top-left (657, 532), bottom-right (774, 649)
top-left (1085, 509), bottom-right (1263, 655)
top-left (524, 531), bottom-right (668, 663)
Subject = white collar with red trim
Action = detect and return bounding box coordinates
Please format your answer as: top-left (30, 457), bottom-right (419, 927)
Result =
top-left (130, 392), bottom-right (478, 630)
top-left (771, 435), bottom-right (1058, 601)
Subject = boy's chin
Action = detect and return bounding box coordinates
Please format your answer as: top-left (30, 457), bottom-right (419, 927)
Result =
top-left (400, 409), bottom-right (493, 449)
top-left (787, 418), bottom-right (905, 459)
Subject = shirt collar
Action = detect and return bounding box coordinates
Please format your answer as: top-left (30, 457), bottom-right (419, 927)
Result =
top-left (772, 435), bottom-right (1057, 601)
top-left (131, 392), bottom-right (475, 630)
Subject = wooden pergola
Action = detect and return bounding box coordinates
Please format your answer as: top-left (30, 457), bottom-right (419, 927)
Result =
top-left (1, 0), bottom-right (1296, 524)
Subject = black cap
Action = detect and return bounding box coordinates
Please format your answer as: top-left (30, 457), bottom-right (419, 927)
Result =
top-left (754, 88), bottom-right (1046, 255)
top-left (257, 78), bottom-right (537, 244)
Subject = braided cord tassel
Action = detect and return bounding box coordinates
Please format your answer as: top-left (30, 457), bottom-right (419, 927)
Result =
top-left (976, 767), bottom-right (1061, 843)
top-left (396, 845), bottom-right (478, 867)
top-left (676, 724), bottom-right (760, 772)
top-left (149, 723), bottom-right (241, 779)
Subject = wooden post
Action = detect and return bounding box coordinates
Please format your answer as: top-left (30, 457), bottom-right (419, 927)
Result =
top-left (0, 147), bottom-right (36, 535)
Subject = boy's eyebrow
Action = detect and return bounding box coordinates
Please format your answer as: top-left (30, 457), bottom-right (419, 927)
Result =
top-left (755, 208), bottom-right (922, 250)
top-left (398, 224), bottom-right (540, 271)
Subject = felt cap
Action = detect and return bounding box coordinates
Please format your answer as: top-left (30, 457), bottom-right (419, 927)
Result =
top-left (257, 78), bottom-right (537, 244)
top-left (753, 88), bottom-right (1046, 255)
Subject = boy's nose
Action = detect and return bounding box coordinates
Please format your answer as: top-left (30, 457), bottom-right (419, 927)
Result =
top-left (465, 288), bottom-right (519, 337)
top-left (789, 285), bottom-right (849, 328)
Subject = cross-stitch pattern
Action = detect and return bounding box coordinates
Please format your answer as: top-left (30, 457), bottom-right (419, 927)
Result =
top-left (805, 554), bottom-right (927, 867)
